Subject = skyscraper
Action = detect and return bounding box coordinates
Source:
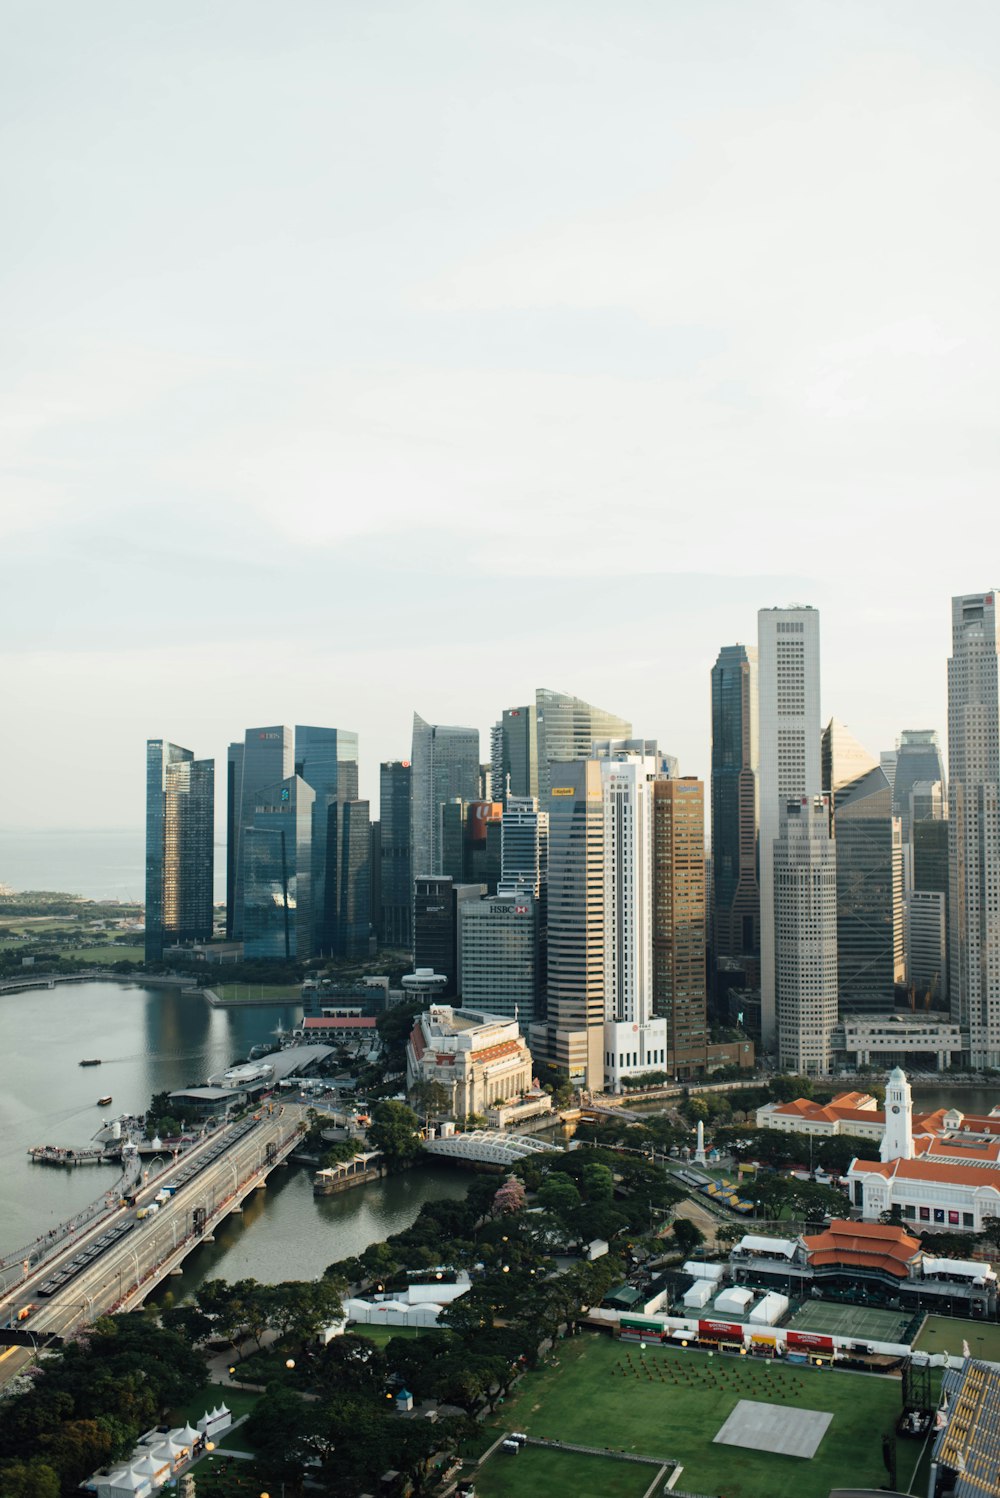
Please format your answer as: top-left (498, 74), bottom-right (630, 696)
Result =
top-left (324, 797), bottom-right (371, 958)
top-left (832, 765), bottom-right (903, 1012)
top-left (225, 740), bottom-right (243, 939)
top-left (294, 725), bottom-right (360, 953)
top-left (533, 758), bottom-right (606, 1088)
top-left (774, 795), bottom-right (838, 1075)
top-left (228, 725), bottom-right (293, 941)
top-left (893, 730), bottom-right (946, 844)
top-left (710, 644), bottom-right (759, 977)
top-left (535, 687), bottom-right (631, 800)
top-left (492, 705), bottom-right (539, 802)
top-left (379, 760), bottom-right (412, 949)
top-left (413, 875), bottom-right (483, 996)
top-left (459, 894), bottom-right (539, 1024)
top-left (947, 591), bottom-right (1000, 1067)
top-left (822, 718), bottom-right (878, 797)
top-left (145, 740), bottom-right (214, 963)
top-left (410, 714), bottom-right (480, 879)
top-left (600, 750), bottom-right (667, 1092)
top-left (653, 777), bottom-right (708, 1070)
top-left (243, 774), bottom-right (314, 960)
top-left (758, 607), bottom-right (822, 1052)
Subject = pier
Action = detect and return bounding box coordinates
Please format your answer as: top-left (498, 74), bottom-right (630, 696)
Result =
top-left (28, 1146), bottom-right (107, 1167)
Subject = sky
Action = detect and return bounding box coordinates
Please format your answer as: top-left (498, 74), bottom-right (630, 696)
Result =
top-left (2, 0), bottom-right (999, 832)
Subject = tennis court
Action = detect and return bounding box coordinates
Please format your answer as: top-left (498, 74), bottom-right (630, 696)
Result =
top-left (785, 1302), bottom-right (911, 1343)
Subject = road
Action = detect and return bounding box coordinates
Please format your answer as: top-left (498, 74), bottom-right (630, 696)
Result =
top-left (0, 1103), bottom-right (308, 1386)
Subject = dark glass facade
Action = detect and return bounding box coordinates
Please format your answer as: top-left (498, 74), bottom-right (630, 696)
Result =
top-left (710, 645), bottom-right (760, 975)
top-left (294, 725), bottom-right (360, 953)
top-left (145, 740), bottom-right (214, 963)
top-left (229, 726), bottom-right (293, 941)
top-left (413, 877), bottom-right (483, 995)
top-left (410, 715), bottom-right (480, 878)
top-left (833, 766), bottom-right (903, 1012)
top-left (379, 760), bottom-right (412, 949)
top-left (243, 775), bottom-right (314, 960)
top-left (324, 798), bottom-right (371, 959)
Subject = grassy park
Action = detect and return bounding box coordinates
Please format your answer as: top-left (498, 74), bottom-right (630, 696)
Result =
top-left (474, 1333), bottom-right (915, 1498)
top-left (913, 1314), bottom-right (1000, 1362)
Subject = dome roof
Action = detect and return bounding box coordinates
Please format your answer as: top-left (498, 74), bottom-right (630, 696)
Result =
top-left (889, 1066), bottom-right (908, 1083)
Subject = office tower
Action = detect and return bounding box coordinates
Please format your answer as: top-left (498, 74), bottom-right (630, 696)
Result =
top-left (410, 714), bottom-right (480, 878)
top-left (459, 893), bottom-right (539, 1023)
top-left (653, 777), bottom-right (708, 1071)
top-left (600, 750), bottom-right (667, 1092)
top-left (774, 795), bottom-right (838, 1075)
top-left (369, 820), bottom-right (381, 948)
top-left (533, 758), bottom-right (605, 1089)
top-left (500, 797), bottom-right (549, 897)
top-left (907, 890), bottom-right (947, 1006)
top-left (243, 775), bottom-right (314, 960)
top-left (947, 590), bottom-right (1000, 1066)
top-left (413, 876), bottom-right (484, 996)
top-left (710, 644), bottom-right (760, 979)
top-left (228, 725), bottom-right (293, 941)
top-left (441, 800), bottom-right (503, 891)
top-left (324, 798), bottom-right (371, 958)
top-left (145, 741), bottom-right (214, 963)
top-left (893, 731), bottom-right (946, 843)
top-left (822, 719), bottom-right (878, 797)
top-left (758, 607), bottom-right (822, 1052)
top-left (379, 760), bottom-right (412, 949)
top-left (832, 766), bottom-right (903, 1012)
top-left (225, 741), bottom-right (243, 939)
top-left (535, 687), bottom-right (631, 800)
top-left (294, 725), bottom-right (360, 953)
top-left (493, 705), bottom-right (539, 802)
top-left (880, 750), bottom-right (898, 796)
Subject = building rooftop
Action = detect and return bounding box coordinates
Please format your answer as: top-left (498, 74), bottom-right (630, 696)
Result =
top-left (801, 1219), bottom-right (921, 1279)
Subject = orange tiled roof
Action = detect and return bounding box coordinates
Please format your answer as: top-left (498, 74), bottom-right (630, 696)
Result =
top-left (852, 1156), bottom-right (1000, 1192)
top-left (802, 1218), bottom-right (921, 1278)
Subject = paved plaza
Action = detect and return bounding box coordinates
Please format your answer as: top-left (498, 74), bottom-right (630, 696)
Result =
top-left (713, 1399), bottom-right (833, 1459)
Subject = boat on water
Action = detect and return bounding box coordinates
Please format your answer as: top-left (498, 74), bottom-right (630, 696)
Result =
top-left (97, 1095), bottom-right (113, 1107)
top-left (79, 1058), bottom-right (102, 1067)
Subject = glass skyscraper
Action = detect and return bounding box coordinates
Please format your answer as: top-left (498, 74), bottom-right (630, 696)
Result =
top-left (227, 725), bottom-right (293, 940)
top-left (145, 740), bottom-right (214, 963)
top-left (535, 687), bottom-right (631, 800)
top-left (410, 714), bottom-right (480, 879)
top-left (294, 724), bottom-right (359, 953)
top-left (710, 644), bottom-right (759, 977)
top-left (833, 765), bottom-right (903, 1012)
top-left (243, 775), bottom-right (315, 960)
top-left (379, 760), bottom-right (412, 949)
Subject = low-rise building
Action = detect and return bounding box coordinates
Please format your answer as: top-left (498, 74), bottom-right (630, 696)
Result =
top-left (406, 1004), bottom-right (534, 1118)
top-left (292, 1014), bottom-right (378, 1046)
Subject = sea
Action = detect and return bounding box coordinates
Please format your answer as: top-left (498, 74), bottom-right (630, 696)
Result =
top-left (0, 828), bottom-right (225, 904)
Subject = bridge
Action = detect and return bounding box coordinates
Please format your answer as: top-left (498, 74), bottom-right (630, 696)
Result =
top-left (0, 1104), bottom-right (309, 1385)
top-left (423, 1130), bottom-right (562, 1167)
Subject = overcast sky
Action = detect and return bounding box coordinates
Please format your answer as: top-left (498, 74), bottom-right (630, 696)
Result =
top-left (2, 1), bottom-right (999, 831)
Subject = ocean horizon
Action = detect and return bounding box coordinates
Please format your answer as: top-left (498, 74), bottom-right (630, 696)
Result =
top-left (0, 828), bottom-right (227, 903)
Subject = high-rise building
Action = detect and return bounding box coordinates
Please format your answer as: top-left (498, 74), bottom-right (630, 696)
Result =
top-left (907, 890), bottom-right (947, 1007)
top-left (710, 644), bottom-right (760, 978)
top-left (758, 607), bottom-right (822, 1052)
top-left (413, 875), bottom-right (484, 996)
top-left (379, 760), bottom-right (412, 949)
top-left (410, 714), bottom-right (480, 878)
top-left (947, 591), bottom-right (1000, 1066)
top-left (494, 705), bottom-right (539, 802)
top-left (774, 795), bottom-right (838, 1075)
top-left (499, 797), bottom-right (549, 899)
top-left (294, 725), bottom-right (359, 953)
top-left (600, 751), bottom-right (668, 1092)
top-left (822, 719), bottom-right (878, 797)
top-left (225, 741), bottom-right (244, 939)
top-left (532, 758), bottom-right (606, 1089)
top-left (441, 800), bottom-right (503, 891)
top-left (653, 777), bottom-right (708, 1070)
top-left (535, 688), bottom-right (631, 800)
top-left (832, 766), bottom-right (903, 1012)
top-left (145, 741), bottom-right (214, 963)
top-left (243, 775), bottom-right (314, 960)
top-left (324, 798), bottom-right (371, 959)
top-left (893, 731), bottom-right (946, 844)
top-left (459, 893), bottom-right (539, 1023)
top-left (228, 726), bottom-right (293, 941)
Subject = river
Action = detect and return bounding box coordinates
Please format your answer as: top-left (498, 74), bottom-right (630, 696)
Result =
top-left (0, 979), bottom-right (470, 1296)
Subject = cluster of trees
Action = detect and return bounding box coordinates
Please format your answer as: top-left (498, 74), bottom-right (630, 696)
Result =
top-left (163, 1276), bottom-right (346, 1357)
top-left (0, 1317), bottom-right (207, 1498)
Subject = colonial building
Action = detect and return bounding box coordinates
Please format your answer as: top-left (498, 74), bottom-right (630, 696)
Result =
top-left (405, 1004), bottom-right (534, 1118)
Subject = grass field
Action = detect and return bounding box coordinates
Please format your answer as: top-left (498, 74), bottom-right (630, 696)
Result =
top-left (172, 1381), bottom-right (261, 1428)
top-left (215, 983), bottom-right (302, 1004)
top-left (358, 1323), bottom-right (424, 1346)
top-left (476, 1444), bottom-right (654, 1498)
top-left (65, 944), bottom-right (145, 963)
top-left (479, 1333), bottom-right (916, 1498)
top-left (913, 1314), bottom-right (1000, 1362)
top-left (785, 1302), bottom-right (911, 1343)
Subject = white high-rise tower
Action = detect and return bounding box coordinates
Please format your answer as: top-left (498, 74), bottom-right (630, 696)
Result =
top-left (948, 591), bottom-right (1000, 1067)
top-left (758, 607), bottom-right (822, 1051)
top-left (879, 1066), bottom-right (914, 1162)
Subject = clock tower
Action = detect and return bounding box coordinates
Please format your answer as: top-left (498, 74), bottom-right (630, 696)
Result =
top-left (880, 1066), bottom-right (914, 1161)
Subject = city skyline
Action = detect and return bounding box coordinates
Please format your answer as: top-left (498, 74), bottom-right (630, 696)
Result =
top-left (4, 3), bottom-right (999, 832)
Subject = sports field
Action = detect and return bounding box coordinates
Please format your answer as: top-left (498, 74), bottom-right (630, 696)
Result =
top-left (476, 1444), bottom-right (653, 1498)
top-left (785, 1301), bottom-right (911, 1343)
top-left (476, 1333), bottom-right (917, 1498)
top-left (913, 1314), bottom-right (1000, 1363)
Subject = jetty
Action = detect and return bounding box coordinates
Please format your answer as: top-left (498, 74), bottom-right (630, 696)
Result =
top-left (28, 1146), bottom-right (107, 1167)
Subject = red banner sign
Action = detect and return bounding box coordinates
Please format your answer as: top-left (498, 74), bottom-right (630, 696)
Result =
top-left (698, 1320), bottom-right (744, 1342)
top-left (785, 1331), bottom-right (834, 1353)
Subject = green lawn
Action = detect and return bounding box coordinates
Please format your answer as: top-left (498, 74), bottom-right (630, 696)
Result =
top-left (215, 983), bottom-right (303, 1003)
top-left (65, 944), bottom-right (145, 963)
top-left (484, 1334), bottom-right (916, 1498)
top-left (358, 1323), bottom-right (425, 1346)
top-left (913, 1314), bottom-right (1000, 1362)
top-left (172, 1380), bottom-right (261, 1429)
top-left (476, 1444), bottom-right (654, 1498)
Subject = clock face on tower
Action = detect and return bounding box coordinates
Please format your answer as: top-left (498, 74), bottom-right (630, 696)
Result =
top-left (891, 1105), bottom-right (900, 1114)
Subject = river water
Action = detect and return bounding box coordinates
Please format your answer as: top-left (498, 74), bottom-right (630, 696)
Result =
top-left (0, 980), bottom-right (469, 1293)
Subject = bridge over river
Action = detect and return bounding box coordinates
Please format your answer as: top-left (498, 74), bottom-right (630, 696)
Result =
top-left (0, 1103), bottom-right (309, 1386)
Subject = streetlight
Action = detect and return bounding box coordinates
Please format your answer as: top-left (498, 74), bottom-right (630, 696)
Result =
top-left (285, 1358), bottom-right (295, 1370)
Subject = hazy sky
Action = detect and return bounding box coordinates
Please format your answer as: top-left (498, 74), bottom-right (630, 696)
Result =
top-left (3, 1), bottom-right (999, 831)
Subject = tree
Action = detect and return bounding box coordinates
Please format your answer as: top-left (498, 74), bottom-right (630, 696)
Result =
top-left (367, 1101), bottom-right (422, 1167)
top-left (409, 1079), bottom-right (452, 1130)
top-left (0, 1460), bottom-right (59, 1498)
top-left (672, 1217), bottom-right (705, 1256)
top-left (536, 1173), bottom-right (582, 1225)
top-left (492, 1178), bottom-right (526, 1216)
